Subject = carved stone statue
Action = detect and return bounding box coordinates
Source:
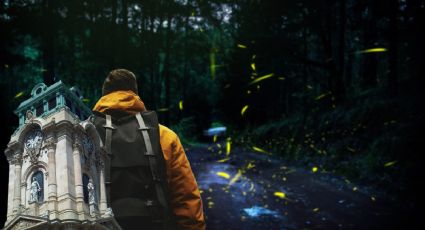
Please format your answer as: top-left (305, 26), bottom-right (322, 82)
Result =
top-left (29, 177), bottom-right (41, 203)
top-left (25, 110), bottom-right (34, 123)
top-left (87, 178), bottom-right (97, 216)
top-left (87, 179), bottom-right (95, 205)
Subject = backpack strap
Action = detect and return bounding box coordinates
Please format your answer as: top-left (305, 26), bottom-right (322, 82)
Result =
top-left (103, 114), bottom-right (115, 205)
top-left (135, 113), bottom-right (169, 221)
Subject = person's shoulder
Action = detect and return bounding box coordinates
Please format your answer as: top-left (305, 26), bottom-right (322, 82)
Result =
top-left (159, 124), bottom-right (179, 143)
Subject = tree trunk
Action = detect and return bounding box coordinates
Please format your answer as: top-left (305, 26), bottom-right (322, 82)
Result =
top-left (42, 0), bottom-right (55, 85)
top-left (163, 13), bottom-right (172, 125)
top-left (181, 14), bottom-right (189, 119)
top-left (148, 15), bottom-right (157, 109)
top-left (67, 0), bottom-right (76, 82)
top-left (109, 0), bottom-right (118, 68)
top-left (362, 0), bottom-right (378, 89)
top-left (388, 0), bottom-right (398, 95)
top-left (319, 2), bottom-right (335, 95)
top-left (335, 0), bottom-right (346, 103)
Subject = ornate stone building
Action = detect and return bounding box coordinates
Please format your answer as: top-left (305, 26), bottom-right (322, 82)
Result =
top-left (3, 82), bottom-right (121, 229)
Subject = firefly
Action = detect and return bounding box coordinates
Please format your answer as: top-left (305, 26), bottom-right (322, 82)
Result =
top-left (217, 157), bottom-right (230, 163)
top-left (226, 137), bottom-right (231, 156)
top-left (210, 53), bottom-right (216, 79)
top-left (179, 100), bottom-right (184, 110)
top-left (274, 192), bottom-right (286, 199)
top-left (384, 161), bottom-right (397, 167)
top-left (157, 108), bottom-right (169, 112)
top-left (249, 73), bottom-right (274, 85)
top-left (14, 91), bottom-right (24, 99)
top-left (217, 172), bottom-right (230, 179)
top-left (241, 105), bottom-right (249, 116)
top-left (315, 93), bottom-right (328, 100)
top-left (252, 146), bottom-right (271, 155)
top-left (357, 47), bottom-right (387, 54)
top-left (229, 170), bottom-right (242, 186)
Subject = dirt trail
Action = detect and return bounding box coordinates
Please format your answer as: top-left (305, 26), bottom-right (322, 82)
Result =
top-left (185, 143), bottom-right (406, 230)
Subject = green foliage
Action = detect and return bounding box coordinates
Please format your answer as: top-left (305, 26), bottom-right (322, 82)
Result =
top-left (232, 80), bottom-right (422, 194)
top-left (211, 121), bottom-right (224, 128)
top-left (170, 116), bottom-right (198, 145)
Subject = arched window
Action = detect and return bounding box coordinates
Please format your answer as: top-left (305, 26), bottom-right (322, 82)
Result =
top-left (29, 171), bottom-right (44, 203)
top-left (83, 174), bottom-right (90, 204)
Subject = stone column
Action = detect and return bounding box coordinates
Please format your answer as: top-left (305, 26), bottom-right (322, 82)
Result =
top-left (55, 122), bottom-right (78, 220)
top-left (20, 182), bottom-right (26, 208)
top-left (12, 152), bottom-right (23, 214)
top-left (5, 148), bottom-right (14, 219)
top-left (73, 139), bottom-right (85, 219)
top-left (98, 162), bottom-right (107, 214)
top-left (6, 162), bottom-right (15, 222)
top-left (46, 139), bottom-right (58, 220)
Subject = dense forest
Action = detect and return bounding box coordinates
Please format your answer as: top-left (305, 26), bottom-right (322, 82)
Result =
top-left (1, 0), bottom-right (423, 228)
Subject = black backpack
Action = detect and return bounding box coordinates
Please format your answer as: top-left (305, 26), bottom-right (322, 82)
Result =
top-left (92, 110), bottom-right (176, 230)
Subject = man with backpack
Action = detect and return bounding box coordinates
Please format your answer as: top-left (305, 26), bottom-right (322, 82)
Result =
top-left (91, 69), bottom-right (205, 230)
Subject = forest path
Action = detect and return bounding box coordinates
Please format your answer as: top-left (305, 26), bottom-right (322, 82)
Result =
top-left (185, 142), bottom-right (401, 230)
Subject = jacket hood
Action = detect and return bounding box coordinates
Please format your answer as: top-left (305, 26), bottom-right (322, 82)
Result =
top-left (92, 90), bottom-right (146, 115)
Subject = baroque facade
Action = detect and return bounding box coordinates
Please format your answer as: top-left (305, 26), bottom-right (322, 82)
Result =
top-left (3, 82), bottom-right (121, 229)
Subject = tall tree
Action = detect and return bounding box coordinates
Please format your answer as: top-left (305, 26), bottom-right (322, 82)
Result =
top-left (387, 0), bottom-right (398, 95)
top-left (42, 0), bottom-right (56, 85)
top-left (361, 0), bottom-right (378, 89)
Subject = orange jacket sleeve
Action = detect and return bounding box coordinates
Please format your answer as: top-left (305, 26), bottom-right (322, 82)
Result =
top-left (159, 125), bottom-right (206, 230)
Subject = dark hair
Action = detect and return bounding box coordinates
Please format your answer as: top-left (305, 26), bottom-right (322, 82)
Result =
top-left (102, 69), bottom-right (138, 95)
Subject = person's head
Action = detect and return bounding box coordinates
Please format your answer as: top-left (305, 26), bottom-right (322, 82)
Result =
top-left (102, 69), bottom-right (138, 96)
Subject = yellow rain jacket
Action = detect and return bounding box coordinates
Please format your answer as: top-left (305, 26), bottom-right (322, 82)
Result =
top-left (93, 90), bottom-right (206, 230)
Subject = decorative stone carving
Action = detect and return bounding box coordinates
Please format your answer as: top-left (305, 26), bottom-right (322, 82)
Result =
top-left (44, 138), bottom-right (57, 150)
top-left (24, 129), bottom-right (43, 165)
top-left (11, 152), bottom-right (23, 165)
top-left (73, 142), bottom-right (82, 152)
top-left (26, 149), bottom-right (41, 165)
top-left (25, 110), bottom-right (34, 124)
top-left (4, 148), bottom-right (14, 164)
top-left (103, 207), bottom-right (114, 217)
top-left (10, 219), bottom-right (40, 230)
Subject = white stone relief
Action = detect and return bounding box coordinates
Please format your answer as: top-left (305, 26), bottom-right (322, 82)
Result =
top-left (24, 129), bottom-right (43, 165)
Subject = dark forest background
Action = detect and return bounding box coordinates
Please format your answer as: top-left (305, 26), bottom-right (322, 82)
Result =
top-left (1, 0), bottom-right (424, 227)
